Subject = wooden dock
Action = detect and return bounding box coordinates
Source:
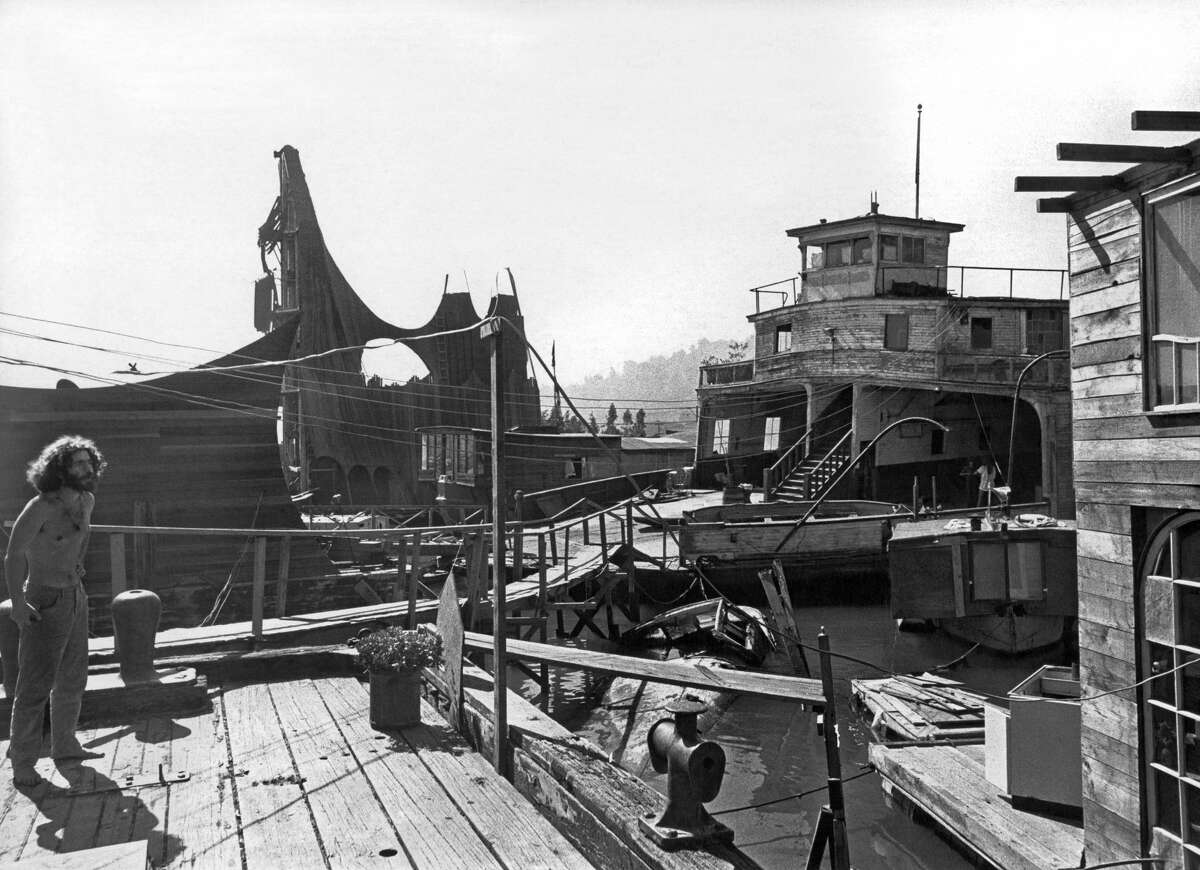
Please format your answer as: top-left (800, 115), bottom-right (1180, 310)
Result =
top-left (0, 675), bottom-right (594, 868)
top-left (869, 742), bottom-right (1084, 870)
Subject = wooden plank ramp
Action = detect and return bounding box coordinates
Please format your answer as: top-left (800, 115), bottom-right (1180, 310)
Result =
top-left (869, 742), bottom-right (1084, 870)
top-left (850, 673), bottom-right (986, 744)
top-left (0, 675), bottom-right (595, 869)
top-left (463, 629), bottom-right (826, 704)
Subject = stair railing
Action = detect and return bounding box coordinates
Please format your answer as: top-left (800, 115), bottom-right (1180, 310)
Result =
top-left (763, 435), bottom-right (809, 496)
top-left (803, 430), bottom-right (853, 499)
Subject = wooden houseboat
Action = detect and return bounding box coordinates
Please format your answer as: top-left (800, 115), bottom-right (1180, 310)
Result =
top-left (413, 425), bottom-right (693, 520)
top-left (888, 513), bottom-right (1078, 653)
top-left (694, 201), bottom-right (1076, 524)
top-left (1012, 113), bottom-right (1200, 869)
top-left (678, 499), bottom-right (909, 598)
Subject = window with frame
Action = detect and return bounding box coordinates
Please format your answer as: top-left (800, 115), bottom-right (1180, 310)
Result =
top-left (1024, 308), bottom-right (1067, 355)
top-left (823, 240), bottom-right (851, 267)
top-left (763, 416), bottom-right (781, 452)
top-left (712, 418), bottom-right (731, 455)
top-left (902, 236), bottom-right (925, 264)
top-left (971, 317), bottom-right (994, 350)
top-left (775, 324), bottom-right (793, 353)
top-left (1147, 179), bottom-right (1200, 410)
top-left (880, 234), bottom-right (899, 261)
top-left (851, 237), bottom-right (872, 264)
top-left (884, 313), bottom-right (910, 350)
top-left (1139, 512), bottom-right (1200, 861)
top-left (968, 540), bottom-right (1045, 602)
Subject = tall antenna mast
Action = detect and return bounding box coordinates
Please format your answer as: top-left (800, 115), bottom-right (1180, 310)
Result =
top-left (914, 103), bottom-right (923, 219)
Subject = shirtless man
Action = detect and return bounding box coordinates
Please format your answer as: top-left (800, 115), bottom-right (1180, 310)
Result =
top-left (5, 436), bottom-right (106, 785)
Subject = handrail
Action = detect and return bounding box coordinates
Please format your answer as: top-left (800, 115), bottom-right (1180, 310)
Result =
top-left (801, 429), bottom-right (854, 500)
top-left (763, 434), bottom-right (809, 495)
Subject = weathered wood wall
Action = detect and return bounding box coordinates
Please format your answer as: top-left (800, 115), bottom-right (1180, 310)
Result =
top-left (1064, 148), bottom-right (1200, 864)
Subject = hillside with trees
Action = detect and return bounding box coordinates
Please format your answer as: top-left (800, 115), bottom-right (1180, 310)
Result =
top-left (541, 337), bottom-right (751, 433)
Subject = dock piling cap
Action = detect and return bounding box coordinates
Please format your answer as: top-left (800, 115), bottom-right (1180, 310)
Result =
top-left (667, 696), bottom-right (708, 716)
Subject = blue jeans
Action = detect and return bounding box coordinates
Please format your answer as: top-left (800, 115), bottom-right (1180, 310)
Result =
top-left (7, 582), bottom-right (89, 764)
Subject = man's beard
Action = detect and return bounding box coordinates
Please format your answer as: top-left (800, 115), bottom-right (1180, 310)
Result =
top-left (66, 473), bottom-right (96, 493)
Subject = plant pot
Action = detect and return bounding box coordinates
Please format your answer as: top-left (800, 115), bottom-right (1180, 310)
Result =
top-left (369, 670), bottom-right (422, 729)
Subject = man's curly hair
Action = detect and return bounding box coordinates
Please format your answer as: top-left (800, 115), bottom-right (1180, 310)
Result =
top-left (26, 435), bottom-right (106, 493)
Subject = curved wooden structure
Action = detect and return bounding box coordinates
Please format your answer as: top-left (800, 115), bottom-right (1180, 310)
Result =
top-left (0, 146), bottom-right (541, 629)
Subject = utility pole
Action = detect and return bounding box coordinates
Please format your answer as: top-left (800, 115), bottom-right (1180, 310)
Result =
top-left (482, 316), bottom-right (510, 779)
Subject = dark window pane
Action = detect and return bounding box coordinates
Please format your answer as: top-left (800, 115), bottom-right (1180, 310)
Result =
top-left (852, 237), bottom-right (872, 264)
top-left (1183, 656), bottom-right (1200, 714)
top-left (880, 235), bottom-right (898, 261)
top-left (902, 236), bottom-right (925, 263)
top-left (884, 314), bottom-right (909, 350)
top-left (1156, 769), bottom-right (1182, 834)
top-left (971, 317), bottom-right (993, 350)
top-left (1151, 643), bottom-right (1177, 705)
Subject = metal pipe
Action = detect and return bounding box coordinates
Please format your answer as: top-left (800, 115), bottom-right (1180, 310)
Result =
top-left (773, 416), bottom-right (949, 553)
top-left (1004, 348), bottom-right (1070, 497)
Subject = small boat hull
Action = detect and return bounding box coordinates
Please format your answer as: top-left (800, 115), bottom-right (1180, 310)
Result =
top-left (934, 614), bottom-right (1068, 655)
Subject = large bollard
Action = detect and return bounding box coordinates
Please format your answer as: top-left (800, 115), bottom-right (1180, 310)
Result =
top-left (638, 695), bottom-right (733, 849)
top-left (0, 599), bottom-right (19, 698)
top-left (111, 589), bottom-right (162, 684)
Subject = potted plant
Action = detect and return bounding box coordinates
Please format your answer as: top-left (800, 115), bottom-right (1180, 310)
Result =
top-left (353, 626), bottom-right (443, 729)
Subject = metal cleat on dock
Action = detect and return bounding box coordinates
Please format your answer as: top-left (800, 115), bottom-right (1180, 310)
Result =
top-left (638, 695), bottom-right (734, 850)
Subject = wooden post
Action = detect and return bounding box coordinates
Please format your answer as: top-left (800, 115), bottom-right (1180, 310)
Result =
top-left (407, 534), bottom-right (423, 630)
top-left (536, 534), bottom-right (549, 697)
top-left (390, 534), bottom-right (410, 602)
top-left (817, 629), bottom-right (850, 870)
top-left (274, 534), bottom-right (292, 617)
top-left (109, 534), bottom-right (127, 599)
top-left (624, 501), bottom-right (640, 624)
top-left (251, 536), bottom-right (267, 640)
top-left (483, 316), bottom-right (510, 780)
top-left (759, 561), bottom-right (808, 676)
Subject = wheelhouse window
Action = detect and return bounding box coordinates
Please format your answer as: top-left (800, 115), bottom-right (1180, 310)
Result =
top-left (971, 317), bottom-right (993, 350)
top-left (775, 324), bottom-right (793, 353)
top-left (712, 418), bottom-right (731, 455)
top-left (1139, 512), bottom-right (1200, 859)
top-left (1147, 178), bottom-right (1200, 410)
top-left (763, 416), bottom-right (781, 452)
top-left (823, 240), bottom-right (851, 267)
top-left (884, 313), bottom-right (910, 350)
top-left (851, 237), bottom-right (872, 264)
top-left (880, 234), bottom-right (899, 261)
top-left (902, 236), bottom-right (925, 264)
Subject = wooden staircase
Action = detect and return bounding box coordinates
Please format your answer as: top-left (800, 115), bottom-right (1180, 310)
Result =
top-left (764, 429), bottom-right (852, 503)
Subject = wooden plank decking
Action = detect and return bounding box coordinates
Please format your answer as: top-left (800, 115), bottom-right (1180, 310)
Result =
top-left (0, 676), bottom-right (593, 869)
top-left (850, 673), bottom-right (986, 744)
top-left (869, 742), bottom-right (1084, 870)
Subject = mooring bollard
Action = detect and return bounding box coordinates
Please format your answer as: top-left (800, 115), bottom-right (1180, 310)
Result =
top-left (111, 588), bottom-right (162, 683)
top-left (638, 695), bottom-right (733, 850)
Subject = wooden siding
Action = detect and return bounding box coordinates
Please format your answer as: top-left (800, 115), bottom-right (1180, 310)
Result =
top-left (1065, 151), bottom-right (1200, 865)
top-left (751, 296), bottom-right (1068, 395)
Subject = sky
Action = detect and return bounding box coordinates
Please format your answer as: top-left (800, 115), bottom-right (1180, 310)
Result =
top-left (2, 0), bottom-right (1198, 396)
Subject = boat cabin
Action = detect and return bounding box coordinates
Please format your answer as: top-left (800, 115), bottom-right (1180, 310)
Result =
top-left (696, 205), bottom-right (1074, 520)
